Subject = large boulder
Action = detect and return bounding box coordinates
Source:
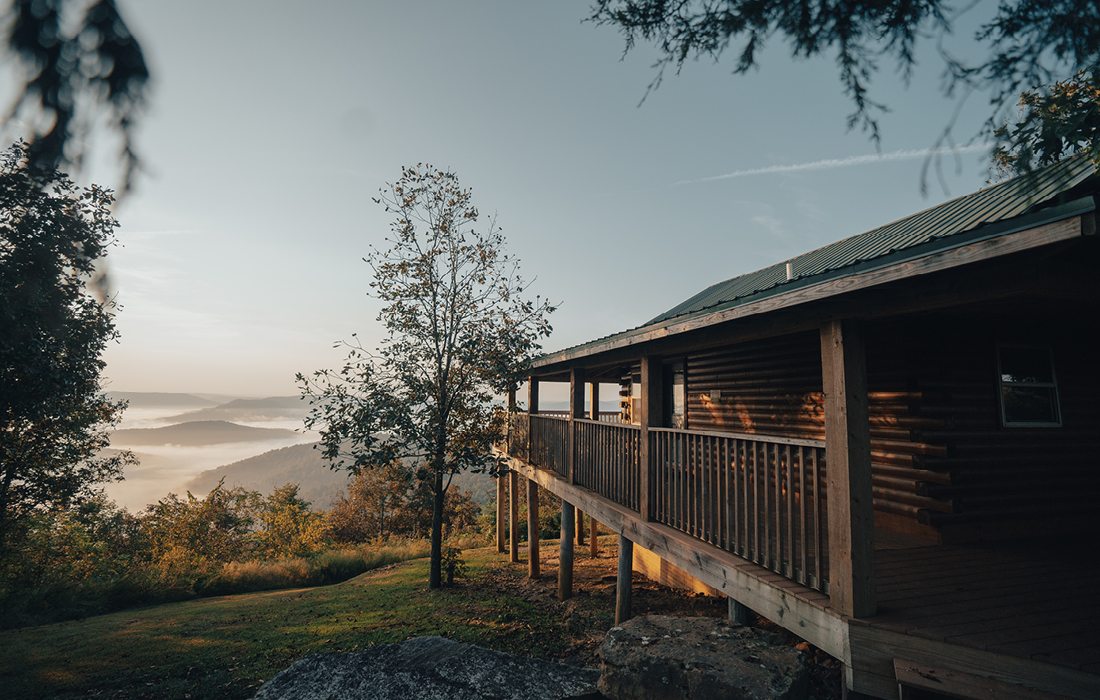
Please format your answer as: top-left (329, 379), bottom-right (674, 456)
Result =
top-left (253, 636), bottom-right (600, 700)
top-left (598, 615), bottom-right (809, 700)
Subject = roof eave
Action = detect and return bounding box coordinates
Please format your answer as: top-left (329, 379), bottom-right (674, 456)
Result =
top-left (531, 195), bottom-right (1096, 373)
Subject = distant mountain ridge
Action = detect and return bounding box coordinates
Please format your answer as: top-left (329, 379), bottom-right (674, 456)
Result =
top-left (111, 420), bottom-right (300, 447)
top-left (187, 442), bottom-right (496, 509)
top-left (161, 396), bottom-right (307, 424)
top-left (109, 392), bottom-right (218, 408)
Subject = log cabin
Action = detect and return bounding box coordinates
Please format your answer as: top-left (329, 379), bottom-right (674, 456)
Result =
top-left (495, 156), bottom-right (1100, 699)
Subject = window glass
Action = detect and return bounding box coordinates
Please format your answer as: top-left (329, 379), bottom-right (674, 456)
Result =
top-left (998, 345), bottom-right (1060, 427)
top-left (1001, 385), bottom-right (1058, 424)
top-left (670, 363), bottom-right (685, 429)
top-left (999, 346), bottom-right (1054, 384)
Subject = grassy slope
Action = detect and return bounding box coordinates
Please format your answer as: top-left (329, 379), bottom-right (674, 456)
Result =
top-left (0, 547), bottom-right (578, 699)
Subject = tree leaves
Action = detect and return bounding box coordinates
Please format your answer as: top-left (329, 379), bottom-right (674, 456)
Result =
top-left (0, 141), bottom-right (132, 553)
top-left (299, 164), bottom-right (555, 586)
top-left (588, 0), bottom-right (1100, 167)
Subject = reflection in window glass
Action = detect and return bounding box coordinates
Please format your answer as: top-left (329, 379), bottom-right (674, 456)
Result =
top-left (997, 345), bottom-right (1060, 427)
top-left (999, 346), bottom-right (1054, 384)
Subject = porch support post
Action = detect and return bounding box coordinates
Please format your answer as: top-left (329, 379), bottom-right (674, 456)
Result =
top-left (498, 387), bottom-right (516, 554)
top-left (639, 356), bottom-right (664, 521)
top-left (576, 507), bottom-right (586, 546)
top-left (508, 470), bottom-right (520, 563)
top-left (527, 377), bottom-right (539, 414)
top-left (820, 319), bottom-right (876, 618)
top-left (496, 473), bottom-right (507, 554)
top-left (559, 500), bottom-right (575, 600)
top-left (615, 535), bottom-right (634, 624)
top-left (728, 597), bottom-right (751, 625)
top-left (527, 479), bottom-right (540, 578)
top-left (589, 382), bottom-right (600, 420)
top-left (590, 514), bottom-right (599, 556)
top-left (568, 368), bottom-right (585, 484)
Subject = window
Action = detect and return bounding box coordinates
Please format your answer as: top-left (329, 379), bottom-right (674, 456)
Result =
top-left (997, 345), bottom-right (1061, 427)
top-left (666, 361), bottom-right (686, 429)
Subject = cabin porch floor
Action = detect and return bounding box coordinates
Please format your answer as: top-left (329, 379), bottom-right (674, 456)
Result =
top-left (849, 535), bottom-right (1100, 698)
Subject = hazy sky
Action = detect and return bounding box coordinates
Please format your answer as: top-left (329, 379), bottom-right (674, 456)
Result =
top-left (5, 1), bottom-right (1000, 397)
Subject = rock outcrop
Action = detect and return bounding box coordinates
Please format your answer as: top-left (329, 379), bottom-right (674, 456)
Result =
top-left (598, 615), bottom-right (809, 700)
top-left (253, 636), bottom-right (600, 700)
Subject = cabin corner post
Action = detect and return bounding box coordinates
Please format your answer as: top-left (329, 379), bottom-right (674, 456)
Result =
top-left (568, 367), bottom-right (585, 484)
top-left (527, 479), bottom-right (540, 579)
top-left (639, 356), bottom-right (665, 521)
top-left (820, 319), bottom-right (876, 619)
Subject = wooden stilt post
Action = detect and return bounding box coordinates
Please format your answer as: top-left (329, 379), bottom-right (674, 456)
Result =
top-left (559, 500), bottom-right (575, 600)
top-left (728, 597), bottom-right (751, 625)
top-left (576, 507), bottom-right (586, 546)
top-left (820, 320), bottom-right (876, 618)
top-left (497, 386), bottom-right (516, 555)
top-left (615, 535), bottom-right (634, 624)
top-left (496, 473), bottom-right (507, 554)
top-left (590, 515), bottom-right (599, 556)
top-left (527, 479), bottom-right (540, 578)
top-left (508, 470), bottom-right (520, 564)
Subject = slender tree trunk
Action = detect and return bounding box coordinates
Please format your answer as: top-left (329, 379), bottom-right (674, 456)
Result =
top-left (0, 468), bottom-right (14, 556)
top-left (429, 468), bottom-right (445, 589)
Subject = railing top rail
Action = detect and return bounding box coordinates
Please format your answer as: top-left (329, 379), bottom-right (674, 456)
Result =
top-left (649, 426), bottom-right (826, 449)
top-left (529, 413), bottom-right (569, 421)
top-left (574, 417), bottom-right (639, 429)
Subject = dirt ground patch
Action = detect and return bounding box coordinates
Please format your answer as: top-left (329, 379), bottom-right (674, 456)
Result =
top-left (483, 534), bottom-right (842, 698)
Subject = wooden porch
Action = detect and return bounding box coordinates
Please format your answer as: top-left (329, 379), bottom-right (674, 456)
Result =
top-left (851, 538), bottom-right (1100, 698)
top-left (492, 189), bottom-right (1100, 697)
top-left (498, 410), bottom-right (1100, 698)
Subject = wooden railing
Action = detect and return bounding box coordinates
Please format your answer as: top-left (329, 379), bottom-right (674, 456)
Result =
top-left (650, 428), bottom-right (829, 592)
top-left (507, 411), bottom-right (529, 461)
top-left (503, 411), bottom-right (829, 593)
top-left (574, 419), bottom-right (641, 512)
top-left (529, 414), bottom-right (569, 478)
top-left (537, 409), bottom-right (622, 423)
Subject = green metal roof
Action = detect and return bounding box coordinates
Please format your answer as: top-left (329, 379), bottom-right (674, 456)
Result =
top-left (536, 156), bottom-right (1097, 368)
top-left (648, 155), bottom-right (1096, 325)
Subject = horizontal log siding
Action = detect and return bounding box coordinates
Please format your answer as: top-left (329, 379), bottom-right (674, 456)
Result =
top-left (684, 331), bottom-right (955, 532)
top-left (865, 315), bottom-right (1100, 541)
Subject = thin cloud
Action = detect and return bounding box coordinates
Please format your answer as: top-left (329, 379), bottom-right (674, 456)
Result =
top-left (674, 144), bottom-right (990, 186)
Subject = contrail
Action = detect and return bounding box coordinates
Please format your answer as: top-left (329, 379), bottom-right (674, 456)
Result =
top-left (673, 144), bottom-right (990, 186)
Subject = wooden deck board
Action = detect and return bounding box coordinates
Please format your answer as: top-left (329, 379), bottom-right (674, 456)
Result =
top-left (866, 541), bottom-right (1100, 680)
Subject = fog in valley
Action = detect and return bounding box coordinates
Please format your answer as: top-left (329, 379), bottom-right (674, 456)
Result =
top-left (104, 392), bottom-right (320, 511)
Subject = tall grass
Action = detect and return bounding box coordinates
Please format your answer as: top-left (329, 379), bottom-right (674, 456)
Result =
top-left (198, 539), bottom-right (432, 596)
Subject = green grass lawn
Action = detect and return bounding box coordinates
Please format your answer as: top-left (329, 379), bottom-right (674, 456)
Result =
top-left (0, 546), bottom-right (586, 699)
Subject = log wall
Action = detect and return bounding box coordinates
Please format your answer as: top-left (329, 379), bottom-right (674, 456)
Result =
top-left (671, 314), bottom-right (1099, 543)
top-left (865, 312), bottom-right (1100, 542)
top-left (681, 331), bottom-right (952, 539)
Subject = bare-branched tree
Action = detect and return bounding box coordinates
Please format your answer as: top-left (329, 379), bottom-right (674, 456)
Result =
top-left (298, 164), bottom-right (555, 588)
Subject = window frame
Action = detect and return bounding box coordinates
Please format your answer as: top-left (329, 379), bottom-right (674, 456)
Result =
top-left (996, 343), bottom-right (1062, 428)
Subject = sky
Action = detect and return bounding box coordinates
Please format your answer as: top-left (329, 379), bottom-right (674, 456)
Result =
top-left (4, 1), bottom-right (1002, 398)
